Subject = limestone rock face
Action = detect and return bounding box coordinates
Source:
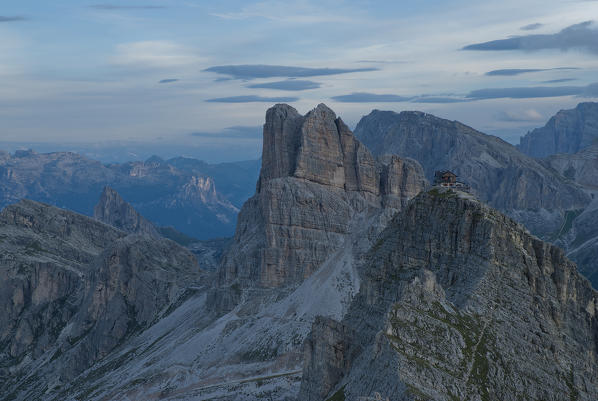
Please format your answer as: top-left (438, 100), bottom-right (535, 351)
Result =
top-left (354, 109), bottom-right (591, 237)
top-left (544, 143), bottom-right (598, 189)
top-left (220, 104), bottom-right (427, 289)
top-left (299, 191), bottom-right (598, 401)
top-left (519, 102), bottom-right (598, 158)
top-left (93, 186), bottom-right (160, 238)
top-left (0, 199), bottom-right (201, 398)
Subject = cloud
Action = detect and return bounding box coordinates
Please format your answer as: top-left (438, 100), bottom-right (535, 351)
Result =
top-left (205, 95), bottom-right (299, 103)
top-left (0, 16), bottom-right (26, 22)
top-left (485, 67), bottom-right (577, 76)
top-left (541, 78), bottom-right (576, 83)
top-left (410, 96), bottom-right (470, 103)
top-left (463, 21), bottom-right (598, 54)
top-left (246, 79), bottom-right (320, 91)
top-left (191, 126), bottom-right (262, 139)
top-left (485, 68), bottom-right (545, 76)
top-left (330, 93), bottom-right (470, 103)
top-left (158, 79), bottom-right (179, 84)
top-left (466, 83), bottom-right (598, 99)
top-left (497, 109), bottom-right (544, 122)
top-left (331, 92), bottom-right (410, 103)
top-left (112, 41), bottom-right (200, 68)
top-left (521, 23), bottom-right (543, 31)
top-left (90, 4), bottom-right (166, 9)
top-left (204, 65), bottom-right (377, 80)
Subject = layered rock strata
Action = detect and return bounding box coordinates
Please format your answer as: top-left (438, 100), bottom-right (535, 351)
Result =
top-left (299, 190), bottom-right (598, 400)
top-left (219, 103), bottom-right (427, 289)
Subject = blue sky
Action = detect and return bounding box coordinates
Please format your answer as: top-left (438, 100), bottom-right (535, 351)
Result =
top-left (1, 0), bottom-right (598, 161)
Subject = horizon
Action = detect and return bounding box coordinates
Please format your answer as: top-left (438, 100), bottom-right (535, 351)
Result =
top-left (2, 0), bottom-right (598, 162)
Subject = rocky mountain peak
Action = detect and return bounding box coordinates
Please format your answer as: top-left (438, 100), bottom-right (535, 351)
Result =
top-left (219, 104), bottom-right (427, 291)
top-left (93, 186), bottom-right (160, 238)
top-left (519, 101), bottom-right (598, 158)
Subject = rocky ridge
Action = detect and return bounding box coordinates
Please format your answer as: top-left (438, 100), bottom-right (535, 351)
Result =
top-left (0, 199), bottom-right (201, 400)
top-left (519, 102), bottom-right (598, 158)
top-left (354, 109), bottom-right (591, 237)
top-left (299, 190), bottom-right (598, 400)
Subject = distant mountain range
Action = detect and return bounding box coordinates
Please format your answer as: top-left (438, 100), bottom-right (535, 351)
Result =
top-left (0, 150), bottom-right (260, 239)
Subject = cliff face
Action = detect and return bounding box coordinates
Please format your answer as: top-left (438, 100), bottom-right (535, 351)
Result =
top-left (299, 191), bottom-right (598, 400)
top-left (544, 143), bottom-right (598, 189)
top-left (519, 102), bottom-right (598, 158)
top-left (354, 109), bottom-right (591, 237)
top-left (219, 104), bottom-right (427, 289)
top-left (0, 199), bottom-right (201, 399)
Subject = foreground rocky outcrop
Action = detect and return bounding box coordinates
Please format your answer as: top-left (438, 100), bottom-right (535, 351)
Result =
top-left (299, 190), bottom-right (598, 400)
top-left (519, 102), bottom-right (598, 158)
top-left (354, 109), bottom-right (591, 237)
top-left (0, 199), bottom-right (201, 400)
top-left (219, 104), bottom-right (427, 290)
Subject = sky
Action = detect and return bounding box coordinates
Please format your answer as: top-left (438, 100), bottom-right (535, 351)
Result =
top-left (1, 0), bottom-right (598, 162)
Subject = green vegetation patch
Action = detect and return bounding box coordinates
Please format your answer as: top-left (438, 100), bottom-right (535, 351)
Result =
top-left (551, 209), bottom-right (583, 241)
top-left (428, 188), bottom-right (457, 199)
top-left (326, 385), bottom-right (346, 401)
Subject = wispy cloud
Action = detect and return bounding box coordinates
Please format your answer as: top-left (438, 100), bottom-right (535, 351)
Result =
top-left (90, 4), bottom-right (166, 10)
top-left (541, 78), bottom-right (576, 83)
top-left (191, 126), bottom-right (262, 139)
top-left (246, 79), bottom-right (320, 91)
top-left (466, 83), bottom-right (598, 99)
top-left (330, 93), bottom-right (470, 104)
top-left (497, 109), bottom-right (544, 122)
top-left (0, 16), bottom-right (27, 22)
top-left (159, 79), bottom-right (179, 84)
top-left (485, 68), bottom-right (545, 76)
top-left (112, 41), bottom-right (200, 69)
top-left (463, 21), bottom-right (598, 54)
top-left (411, 96), bottom-right (469, 103)
top-left (330, 92), bottom-right (410, 103)
top-left (205, 95), bottom-right (299, 103)
top-left (485, 67), bottom-right (577, 76)
top-left (204, 65), bottom-right (377, 80)
top-left (521, 23), bottom-right (543, 31)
